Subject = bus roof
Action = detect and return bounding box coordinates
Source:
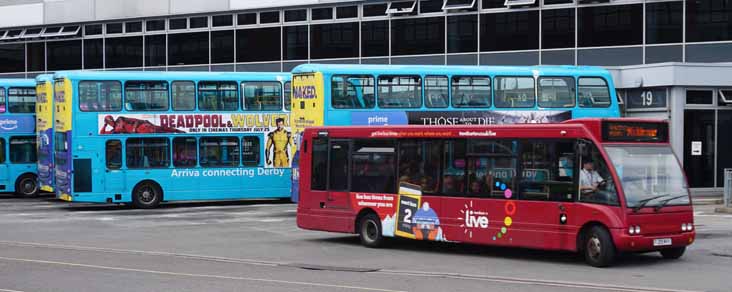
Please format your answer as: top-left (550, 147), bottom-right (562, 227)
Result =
top-left (52, 71), bottom-right (291, 82)
top-left (291, 64), bottom-right (611, 77)
top-left (35, 74), bottom-right (54, 83)
top-left (0, 78), bottom-right (36, 87)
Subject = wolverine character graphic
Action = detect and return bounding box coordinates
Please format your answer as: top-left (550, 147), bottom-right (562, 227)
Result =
top-left (265, 118), bottom-right (292, 168)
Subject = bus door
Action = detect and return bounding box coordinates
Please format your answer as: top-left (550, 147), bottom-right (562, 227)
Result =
top-left (324, 140), bottom-right (351, 210)
top-left (104, 140), bottom-right (126, 195)
top-left (0, 138), bottom-right (7, 186)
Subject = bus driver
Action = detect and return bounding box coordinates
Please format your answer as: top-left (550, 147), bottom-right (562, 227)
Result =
top-left (580, 159), bottom-right (604, 195)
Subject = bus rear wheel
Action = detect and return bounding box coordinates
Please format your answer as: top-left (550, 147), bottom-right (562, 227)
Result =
top-left (15, 174), bottom-right (39, 197)
top-left (358, 213), bottom-right (384, 248)
top-left (132, 181), bottom-right (162, 209)
top-left (660, 247), bottom-right (686, 259)
top-left (583, 226), bottom-right (616, 267)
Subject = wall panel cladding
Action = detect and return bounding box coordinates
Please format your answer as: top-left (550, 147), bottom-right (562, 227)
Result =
top-left (95, 0), bottom-right (168, 20)
top-left (0, 3), bottom-right (42, 27)
top-left (45, 0), bottom-right (94, 24)
top-left (172, 0), bottom-right (228, 14)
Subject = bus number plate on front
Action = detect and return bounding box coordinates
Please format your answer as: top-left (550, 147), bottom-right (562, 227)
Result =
top-left (653, 238), bottom-right (672, 246)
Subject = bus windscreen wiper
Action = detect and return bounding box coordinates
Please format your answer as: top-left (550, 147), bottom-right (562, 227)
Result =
top-left (653, 195), bottom-right (689, 212)
top-left (632, 195), bottom-right (668, 213)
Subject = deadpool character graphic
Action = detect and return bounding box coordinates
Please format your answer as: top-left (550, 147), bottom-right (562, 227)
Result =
top-left (100, 115), bottom-right (184, 134)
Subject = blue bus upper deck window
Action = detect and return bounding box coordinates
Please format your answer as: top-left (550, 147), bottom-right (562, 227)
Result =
top-left (538, 77), bottom-right (575, 108)
top-left (125, 81), bottom-right (169, 111)
top-left (172, 81), bottom-right (195, 111)
top-left (331, 75), bottom-right (375, 109)
top-left (494, 76), bottom-right (535, 108)
top-left (79, 81), bottom-right (122, 112)
top-left (425, 76), bottom-right (449, 108)
top-left (126, 138), bottom-right (170, 169)
top-left (198, 81), bottom-right (238, 111)
top-left (0, 87), bottom-right (5, 113)
top-left (378, 75), bottom-right (422, 108)
top-left (452, 76), bottom-right (490, 108)
top-left (8, 87), bottom-right (36, 113)
top-left (578, 77), bottom-right (611, 108)
top-left (242, 81), bottom-right (282, 111)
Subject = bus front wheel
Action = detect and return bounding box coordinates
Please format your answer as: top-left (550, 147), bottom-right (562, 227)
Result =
top-left (15, 174), bottom-right (39, 197)
top-left (583, 226), bottom-right (616, 267)
top-left (132, 181), bottom-right (162, 209)
top-left (358, 213), bottom-right (384, 248)
top-left (660, 247), bottom-right (686, 259)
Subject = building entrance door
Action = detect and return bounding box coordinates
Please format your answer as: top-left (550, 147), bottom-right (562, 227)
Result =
top-left (684, 110), bottom-right (716, 188)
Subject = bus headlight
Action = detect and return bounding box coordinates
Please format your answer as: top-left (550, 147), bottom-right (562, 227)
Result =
top-left (629, 225), bottom-right (641, 235)
top-left (634, 226), bottom-right (641, 234)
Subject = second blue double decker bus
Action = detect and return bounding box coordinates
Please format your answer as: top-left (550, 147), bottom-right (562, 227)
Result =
top-left (54, 71), bottom-right (292, 208)
top-left (0, 79), bottom-right (38, 196)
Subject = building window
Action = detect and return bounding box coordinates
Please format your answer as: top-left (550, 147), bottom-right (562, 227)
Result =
top-left (213, 15), bottom-right (233, 27)
top-left (237, 13), bottom-right (257, 25)
top-left (169, 18), bottom-right (187, 30)
top-left (312, 7), bottom-right (334, 20)
top-left (578, 77), bottom-right (611, 108)
top-left (10, 137), bottom-right (37, 163)
top-left (542, 8), bottom-right (575, 49)
top-left (78, 81), bottom-right (122, 112)
top-left (0, 44), bottom-right (24, 73)
top-left (363, 3), bottom-right (388, 17)
top-left (425, 76), bottom-right (449, 108)
top-left (27, 42), bottom-right (45, 72)
top-left (538, 77), bottom-right (575, 108)
top-left (200, 137), bottom-right (239, 167)
top-left (84, 39), bottom-right (104, 69)
top-left (337, 6), bottom-right (358, 19)
top-left (647, 1), bottom-right (683, 44)
top-left (391, 17), bottom-right (445, 56)
top-left (124, 81), bottom-right (169, 111)
top-left (236, 27), bottom-right (281, 62)
top-left (579, 4), bottom-right (643, 47)
top-left (146, 20), bottom-right (165, 32)
top-left (8, 87), bottom-right (36, 113)
top-left (686, 0), bottom-right (732, 42)
top-left (285, 9), bottom-right (307, 22)
top-left (686, 90), bottom-right (714, 105)
top-left (421, 0), bottom-right (443, 13)
top-left (378, 76), bottom-right (422, 108)
top-left (172, 81), bottom-right (195, 111)
top-left (260, 11), bottom-right (280, 24)
top-left (448, 15), bottom-right (478, 53)
top-left (242, 136), bottom-right (260, 166)
top-left (283, 25), bottom-right (308, 60)
top-left (198, 81), bottom-right (238, 111)
top-left (481, 11), bottom-right (539, 52)
top-left (452, 76), bottom-right (491, 108)
top-left (145, 34), bottom-right (166, 67)
top-left (106, 23), bottom-right (123, 34)
top-left (47, 40), bottom-right (82, 71)
top-left (173, 137), bottom-right (197, 168)
top-left (85, 24), bottom-right (103, 35)
top-left (242, 81), bottom-right (282, 111)
top-left (311, 22), bottom-right (359, 59)
top-left (189, 17), bottom-right (208, 29)
top-left (106, 140), bottom-right (122, 170)
top-left (168, 32), bottom-right (209, 65)
top-left (105, 36), bottom-right (143, 68)
top-left (126, 138), bottom-right (170, 169)
top-left (125, 22), bottom-right (142, 33)
top-left (211, 30), bottom-right (234, 64)
top-left (482, 0), bottom-right (505, 9)
top-left (494, 76), bottom-right (535, 108)
top-left (362, 20), bottom-right (388, 57)
top-left (331, 75), bottom-right (376, 109)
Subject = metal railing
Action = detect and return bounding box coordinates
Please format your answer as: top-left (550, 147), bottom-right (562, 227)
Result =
top-left (725, 168), bottom-right (732, 207)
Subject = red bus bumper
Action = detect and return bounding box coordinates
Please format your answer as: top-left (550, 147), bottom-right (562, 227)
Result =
top-left (297, 208), bottom-right (357, 234)
top-left (612, 229), bottom-right (695, 252)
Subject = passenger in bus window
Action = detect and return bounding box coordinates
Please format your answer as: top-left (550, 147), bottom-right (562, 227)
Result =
top-left (443, 176), bottom-right (460, 193)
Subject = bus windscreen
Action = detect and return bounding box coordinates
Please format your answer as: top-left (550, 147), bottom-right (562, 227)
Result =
top-left (602, 121), bottom-right (668, 143)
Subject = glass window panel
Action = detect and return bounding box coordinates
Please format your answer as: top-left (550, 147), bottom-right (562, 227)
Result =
top-left (686, 0), bottom-right (732, 42)
top-left (311, 22), bottom-right (359, 59)
top-left (391, 17), bottom-right (445, 56)
top-left (646, 1), bottom-right (683, 44)
top-left (686, 90), bottom-right (713, 105)
top-left (125, 21), bottom-right (142, 33)
top-left (145, 34), bottom-right (166, 67)
top-left (351, 140), bottom-right (396, 193)
top-left (106, 23), bottom-right (123, 34)
top-left (398, 140), bottom-right (442, 193)
top-left (0, 88), bottom-right (5, 113)
top-left (79, 81), bottom-right (122, 112)
top-left (124, 81), bottom-right (169, 111)
top-left (336, 6), bottom-right (358, 19)
top-left (329, 141), bottom-right (350, 191)
top-left (494, 76), bottom-right (535, 108)
top-left (452, 76), bottom-right (491, 108)
top-left (200, 137), bottom-right (239, 167)
top-left (442, 139), bottom-right (466, 194)
top-left (520, 140), bottom-right (576, 202)
top-left (579, 4), bottom-right (643, 47)
top-left (260, 11), bottom-right (280, 24)
top-left (172, 81), bottom-right (195, 111)
top-left (363, 3), bottom-right (388, 17)
top-left (285, 9), bottom-right (307, 22)
top-left (542, 8), bottom-right (575, 49)
top-left (310, 138), bottom-right (328, 190)
top-left (26, 42), bottom-right (45, 72)
top-left (211, 30), bottom-right (234, 64)
top-left (578, 77), bottom-right (611, 108)
top-left (237, 13), bottom-right (257, 25)
top-left (106, 140), bottom-right (122, 170)
top-left (482, 0), bottom-right (505, 9)
top-left (168, 32), bottom-right (209, 65)
top-left (236, 27), bottom-right (281, 62)
top-left (421, 0), bottom-right (443, 13)
top-left (538, 76), bottom-right (575, 108)
top-left (146, 20), bottom-right (165, 32)
top-left (198, 81), bottom-right (238, 111)
top-left (544, 0), bottom-right (572, 4)
top-left (481, 11), bottom-right (539, 51)
top-left (173, 137), bottom-right (197, 167)
top-left (83, 39), bottom-right (103, 69)
top-left (169, 18), bottom-right (187, 30)
top-left (577, 141), bottom-right (619, 205)
top-left (242, 81), bottom-right (282, 111)
top-left (448, 15), bottom-right (478, 53)
top-left (213, 15), bottom-right (233, 27)
top-left (126, 138), bottom-right (170, 169)
top-left (0, 44), bottom-right (25, 73)
top-left (284, 81), bottom-right (292, 111)
top-left (10, 136), bottom-right (37, 163)
top-left (47, 40), bottom-right (82, 71)
top-left (362, 20), bottom-right (388, 57)
top-left (331, 75), bottom-right (376, 109)
top-left (85, 24), bottom-right (103, 35)
top-left (242, 136), bottom-right (260, 166)
top-left (8, 87), bottom-right (35, 113)
top-left (312, 8), bottom-right (333, 20)
top-left (189, 17), bottom-right (208, 29)
top-left (378, 76), bottom-right (422, 109)
top-left (425, 76), bottom-right (449, 108)
top-left (105, 36), bottom-right (143, 68)
top-left (283, 25), bottom-right (308, 60)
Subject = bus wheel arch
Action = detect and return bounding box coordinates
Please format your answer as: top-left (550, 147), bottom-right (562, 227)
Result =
top-left (355, 209), bottom-right (384, 248)
top-left (15, 173), bottom-right (39, 197)
top-left (577, 222), bottom-right (616, 267)
top-left (131, 180), bottom-right (163, 209)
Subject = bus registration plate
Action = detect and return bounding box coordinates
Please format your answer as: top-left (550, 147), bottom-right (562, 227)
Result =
top-left (653, 238), bottom-right (672, 246)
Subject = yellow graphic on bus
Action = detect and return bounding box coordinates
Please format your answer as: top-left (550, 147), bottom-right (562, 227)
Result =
top-left (36, 80), bottom-right (54, 192)
top-left (54, 78), bottom-right (72, 133)
top-left (290, 72), bottom-right (325, 140)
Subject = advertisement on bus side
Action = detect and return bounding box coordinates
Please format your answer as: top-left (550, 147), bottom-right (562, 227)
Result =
top-left (351, 110), bottom-right (572, 126)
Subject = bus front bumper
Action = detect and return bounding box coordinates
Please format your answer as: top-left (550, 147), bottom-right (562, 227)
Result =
top-left (612, 229), bottom-right (695, 252)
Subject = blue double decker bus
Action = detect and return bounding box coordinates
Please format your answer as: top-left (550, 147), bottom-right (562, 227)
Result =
top-left (289, 64), bottom-right (622, 201)
top-left (54, 71), bottom-right (292, 208)
top-left (36, 74), bottom-right (55, 193)
top-left (0, 79), bottom-right (38, 196)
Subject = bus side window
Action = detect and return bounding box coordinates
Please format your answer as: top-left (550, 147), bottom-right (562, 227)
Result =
top-left (425, 76), bottom-right (448, 108)
top-left (198, 81), bottom-right (238, 111)
top-left (351, 140), bottom-right (395, 194)
top-left (328, 141), bottom-right (350, 191)
top-left (242, 81), bottom-right (282, 111)
top-left (494, 76), bottom-right (535, 108)
top-left (9, 136), bottom-right (37, 163)
top-left (466, 139), bottom-right (518, 198)
top-left (242, 136), bottom-right (260, 166)
top-left (578, 77), bottom-right (611, 108)
top-left (442, 139), bottom-right (466, 195)
top-left (451, 76), bottom-right (491, 108)
top-left (310, 138), bottom-right (328, 191)
top-left (8, 87), bottom-right (36, 113)
top-left (199, 137), bottom-right (240, 167)
top-left (0, 87), bottom-right (5, 113)
top-left (284, 81), bottom-right (292, 111)
top-left (106, 140), bottom-right (122, 170)
top-left (126, 138), bottom-right (170, 169)
top-left (172, 137), bottom-right (197, 168)
top-left (519, 140), bottom-right (576, 202)
top-left (577, 141), bottom-right (619, 206)
top-left (398, 140), bottom-right (441, 194)
top-left (172, 81), bottom-right (195, 111)
top-left (331, 75), bottom-right (375, 109)
top-left (124, 81), bottom-right (169, 111)
top-left (0, 138), bottom-right (5, 163)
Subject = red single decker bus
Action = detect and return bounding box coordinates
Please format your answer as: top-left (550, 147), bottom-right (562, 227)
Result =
top-left (296, 119), bottom-right (694, 267)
